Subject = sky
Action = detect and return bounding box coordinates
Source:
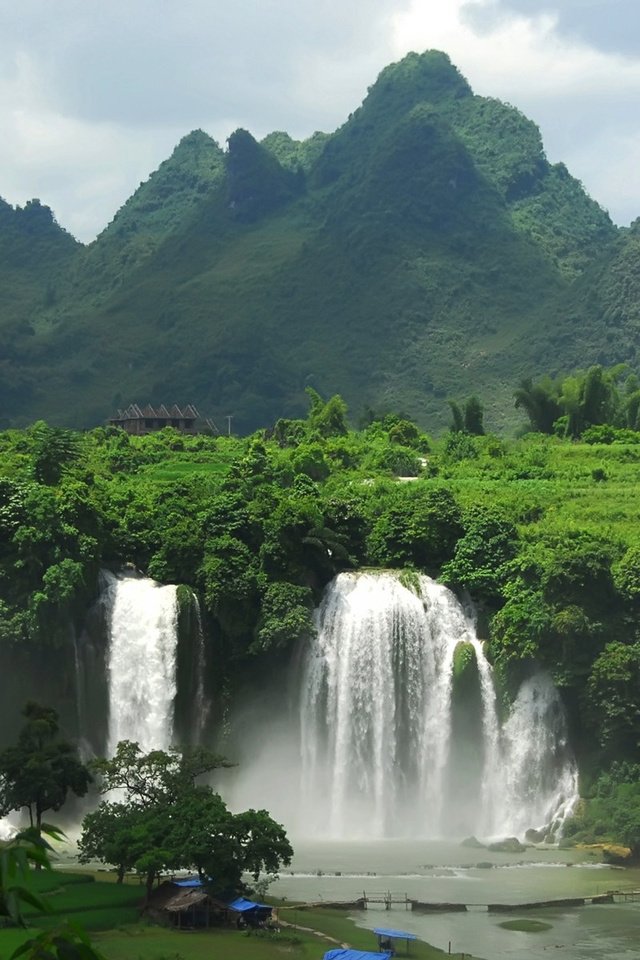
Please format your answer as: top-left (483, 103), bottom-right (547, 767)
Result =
top-left (1, 0), bottom-right (639, 242)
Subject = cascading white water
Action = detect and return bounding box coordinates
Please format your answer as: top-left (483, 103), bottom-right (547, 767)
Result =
top-left (493, 674), bottom-right (579, 837)
top-left (300, 571), bottom-right (578, 841)
top-left (102, 570), bottom-right (179, 755)
top-left (192, 594), bottom-right (209, 745)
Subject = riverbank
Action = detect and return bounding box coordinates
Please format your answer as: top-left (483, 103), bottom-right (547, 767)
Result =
top-left (0, 872), bottom-right (473, 960)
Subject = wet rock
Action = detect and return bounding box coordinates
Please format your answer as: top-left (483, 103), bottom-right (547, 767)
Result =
top-left (488, 837), bottom-right (527, 853)
top-left (525, 828), bottom-right (546, 844)
top-left (461, 835), bottom-right (486, 849)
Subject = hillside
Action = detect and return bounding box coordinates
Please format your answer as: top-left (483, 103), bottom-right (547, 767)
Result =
top-left (0, 50), bottom-right (629, 433)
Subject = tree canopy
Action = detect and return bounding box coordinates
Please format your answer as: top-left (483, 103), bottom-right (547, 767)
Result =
top-left (79, 742), bottom-right (293, 898)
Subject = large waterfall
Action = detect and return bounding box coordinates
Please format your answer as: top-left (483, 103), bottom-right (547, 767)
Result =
top-left (299, 571), bottom-right (578, 841)
top-left (101, 570), bottom-right (179, 754)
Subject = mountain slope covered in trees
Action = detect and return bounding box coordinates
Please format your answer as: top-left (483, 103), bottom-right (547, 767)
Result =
top-left (0, 50), bottom-right (634, 432)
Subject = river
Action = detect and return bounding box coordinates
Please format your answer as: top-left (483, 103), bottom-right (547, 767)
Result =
top-left (272, 840), bottom-right (640, 959)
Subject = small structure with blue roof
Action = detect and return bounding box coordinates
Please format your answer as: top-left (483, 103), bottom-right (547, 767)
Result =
top-left (323, 951), bottom-right (392, 960)
top-left (227, 896), bottom-right (273, 928)
top-left (373, 927), bottom-right (418, 955)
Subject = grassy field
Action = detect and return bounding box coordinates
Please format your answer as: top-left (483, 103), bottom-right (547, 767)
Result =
top-left (444, 436), bottom-right (640, 548)
top-left (0, 873), bottom-right (473, 960)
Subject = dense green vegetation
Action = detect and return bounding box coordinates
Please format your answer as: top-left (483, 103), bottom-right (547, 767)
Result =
top-left (0, 380), bottom-right (639, 853)
top-left (0, 50), bottom-right (632, 433)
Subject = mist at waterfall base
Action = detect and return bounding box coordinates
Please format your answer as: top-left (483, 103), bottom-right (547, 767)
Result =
top-left (224, 571), bottom-right (578, 844)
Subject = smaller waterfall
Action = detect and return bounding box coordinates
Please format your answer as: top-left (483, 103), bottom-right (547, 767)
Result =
top-left (192, 595), bottom-right (209, 745)
top-left (493, 674), bottom-right (579, 837)
top-left (102, 570), bottom-right (179, 755)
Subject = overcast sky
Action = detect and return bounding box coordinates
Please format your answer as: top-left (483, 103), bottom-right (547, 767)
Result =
top-left (1, 0), bottom-right (639, 241)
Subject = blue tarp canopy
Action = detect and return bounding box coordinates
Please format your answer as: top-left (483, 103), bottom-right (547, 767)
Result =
top-left (373, 929), bottom-right (418, 941)
top-left (324, 951), bottom-right (391, 960)
top-left (174, 878), bottom-right (203, 888)
top-left (227, 897), bottom-right (271, 915)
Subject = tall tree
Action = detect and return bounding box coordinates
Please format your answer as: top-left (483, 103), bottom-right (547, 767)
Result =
top-left (82, 742), bottom-right (292, 899)
top-left (447, 399), bottom-right (464, 433)
top-left (0, 703), bottom-right (91, 839)
top-left (29, 421), bottom-right (81, 486)
top-left (514, 376), bottom-right (561, 433)
top-left (463, 395), bottom-right (485, 435)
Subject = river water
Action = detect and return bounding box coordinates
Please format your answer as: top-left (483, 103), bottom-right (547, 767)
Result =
top-left (272, 840), bottom-right (640, 959)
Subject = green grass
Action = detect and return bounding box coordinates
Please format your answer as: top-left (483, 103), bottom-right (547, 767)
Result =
top-left (0, 881), bottom-right (478, 960)
top-left (24, 871), bottom-right (96, 894)
top-left (12, 872), bottom-right (143, 938)
top-left (443, 438), bottom-right (640, 548)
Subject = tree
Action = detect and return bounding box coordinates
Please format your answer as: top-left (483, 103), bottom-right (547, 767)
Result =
top-left (448, 399), bottom-right (464, 433)
top-left (514, 376), bottom-right (561, 434)
top-left (251, 580), bottom-right (315, 654)
top-left (588, 642), bottom-right (640, 753)
top-left (82, 742), bottom-right (293, 899)
top-left (305, 388), bottom-right (349, 437)
top-left (613, 546), bottom-right (640, 603)
top-left (441, 505), bottom-right (517, 601)
top-left (89, 740), bottom-right (229, 806)
top-left (0, 703), bottom-right (91, 838)
top-left (29, 421), bottom-right (81, 486)
top-left (367, 486), bottom-right (463, 571)
top-left (463, 396), bottom-right (485, 435)
top-left (77, 801), bottom-right (146, 883)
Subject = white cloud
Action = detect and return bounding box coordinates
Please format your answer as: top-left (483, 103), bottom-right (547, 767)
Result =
top-left (0, 0), bottom-right (399, 239)
top-left (1, 0), bottom-right (639, 239)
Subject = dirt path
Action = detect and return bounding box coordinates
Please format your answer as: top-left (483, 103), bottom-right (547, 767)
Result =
top-left (277, 913), bottom-right (350, 949)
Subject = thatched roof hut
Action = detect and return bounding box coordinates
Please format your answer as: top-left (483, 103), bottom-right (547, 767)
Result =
top-left (146, 880), bottom-right (229, 929)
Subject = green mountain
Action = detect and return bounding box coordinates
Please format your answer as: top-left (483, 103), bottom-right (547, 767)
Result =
top-left (0, 50), bottom-right (628, 432)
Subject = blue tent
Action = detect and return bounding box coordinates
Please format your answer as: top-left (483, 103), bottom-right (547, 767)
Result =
top-left (228, 896), bottom-right (271, 915)
top-left (227, 896), bottom-right (273, 927)
top-left (323, 951), bottom-right (392, 960)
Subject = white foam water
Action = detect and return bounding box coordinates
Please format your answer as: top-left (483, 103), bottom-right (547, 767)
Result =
top-left (300, 571), bottom-right (578, 841)
top-left (101, 570), bottom-right (179, 755)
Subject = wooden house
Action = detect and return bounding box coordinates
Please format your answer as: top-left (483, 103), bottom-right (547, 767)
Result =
top-left (109, 403), bottom-right (200, 435)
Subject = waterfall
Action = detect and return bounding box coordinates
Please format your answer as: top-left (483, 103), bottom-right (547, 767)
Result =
top-left (493, 674), bottom-right (579, 836)
top-left (192, 595), bottom-right (209, 745)
top-left (300, 571), bottom-right (578, 841)
top-left (102, 570), bottom-right (179, 755)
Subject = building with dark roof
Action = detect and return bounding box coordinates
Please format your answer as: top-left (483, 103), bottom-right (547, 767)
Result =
top-left (109, 403), bottom-right (200, 435)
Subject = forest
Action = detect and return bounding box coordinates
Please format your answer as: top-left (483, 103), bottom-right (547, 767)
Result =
top-left (0, 367), bottom-right (639, 857)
